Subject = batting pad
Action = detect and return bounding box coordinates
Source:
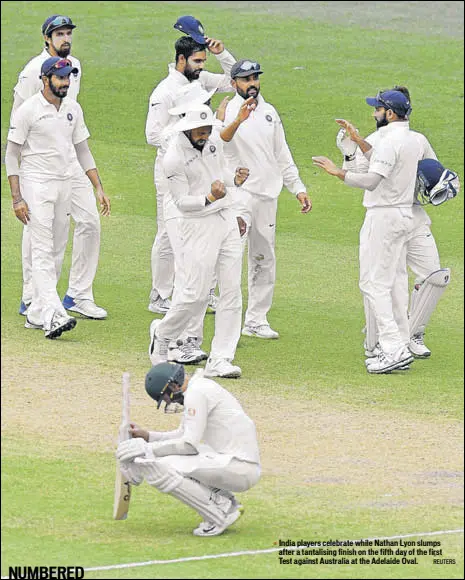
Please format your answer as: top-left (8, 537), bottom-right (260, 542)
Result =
top-left (138, 460), bottom-right (232, 526)
top-left (409, 268), bottom-right (450, 336)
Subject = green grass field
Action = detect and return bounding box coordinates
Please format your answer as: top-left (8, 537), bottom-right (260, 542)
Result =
top-left (1, 1), bottom-right (463, 579)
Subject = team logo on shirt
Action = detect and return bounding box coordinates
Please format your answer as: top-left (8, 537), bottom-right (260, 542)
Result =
top-left (67, 113), bottom-right (73, 121)
top-left (209, 145), bottom-right (216, 153)
top-left (266, 114), bottom-right (273, 122)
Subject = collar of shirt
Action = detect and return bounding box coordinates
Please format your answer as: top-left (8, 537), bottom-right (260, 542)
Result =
top-left (378, 120), bottom-right (410, 135)
top-left (168, 63), bottom-right (190, 85)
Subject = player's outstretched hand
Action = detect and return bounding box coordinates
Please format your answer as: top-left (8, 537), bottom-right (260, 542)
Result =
top-left (335, 119), bottom-right (359, 142)
top-left (216, 96), bottom-right (230, 122)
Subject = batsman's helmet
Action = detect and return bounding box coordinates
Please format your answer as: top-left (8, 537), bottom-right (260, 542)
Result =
top-left (42, 15), bottom-right (76, 37)
top-left (416, 159), bottom-right (460, 206)
top-left (145, 363), bottom-right (185, 409)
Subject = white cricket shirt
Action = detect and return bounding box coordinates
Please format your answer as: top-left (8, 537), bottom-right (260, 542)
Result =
top-left (363, 121), bottom-right (423, 208)
top-left (150, 375), bottom-right (260, 464)
top-left (8, 92), bottom-right (90, 182)
top-left (222, 93), bottom-right (306, 199)
top-left (13, 49), bottom-right (81, 109)
top-left (162, 131), bottom-right (235, 220)
top-left (145, 50), bottom-right (236, 155)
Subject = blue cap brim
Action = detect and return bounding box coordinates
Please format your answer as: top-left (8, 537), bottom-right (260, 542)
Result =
top-left (53, 66), bottom-right (78, 77)
top-left (366, 97), bottom-right (381, 107)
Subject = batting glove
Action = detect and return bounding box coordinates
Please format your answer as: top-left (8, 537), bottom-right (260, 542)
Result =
top-left (116, 438), bottom-right (148, 462)
top-left (336, 128), bottom-right (358, 160)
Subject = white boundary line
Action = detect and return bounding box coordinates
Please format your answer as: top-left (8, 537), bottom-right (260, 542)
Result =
top-left (1, 528), bottom-right (462, 578)
top-left (80, 528), bottom-right (463, 573)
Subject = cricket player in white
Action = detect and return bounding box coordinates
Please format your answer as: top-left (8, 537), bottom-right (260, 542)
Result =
top-left (313, 90), bottom-right (423, 373)
top-left (149, 105), bottom-right (249, 378)
top-left (11, 15), bottom-right (109, 320)
top-left (145, 24), bottom-right (236, 315)
top-left (116, 363), bottom-right (261, 537)
top-left (6, 57), bottom-right (108, 339)
top-left (337, 86), bottom-right (457, 359)
top-left (221, 59), bottom-right (312, 340)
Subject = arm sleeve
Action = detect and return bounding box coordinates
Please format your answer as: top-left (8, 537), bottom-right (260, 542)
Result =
top-left (5, 141), bottom-right (22, 176)
top-left (149, 389), bottom-right (208, 456)
top-left (344, 171), bottom-right (384, 190)
top-left (164, 154), bottom-right (209, 211)
top-left (199, 50), bottom-right (236, 93)
top-left (148, 424), bottom-right (184, 442)
top-left (74, 140), bottom-right (96, 172)
top-left (273, 112), bottom-right (306, 194)
top-left (421, 137), bottom-right (438, 160)
top-left (145, 88), bottom-right (175, 148)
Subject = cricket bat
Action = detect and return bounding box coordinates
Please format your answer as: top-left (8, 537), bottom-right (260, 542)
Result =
top-left (113, 372), bottom-right (132, 520)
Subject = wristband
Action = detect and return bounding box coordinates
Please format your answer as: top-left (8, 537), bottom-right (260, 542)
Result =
top-left (206, 193), bottom-right (216, 203)
top-left (12, 198), bottom-right (24, 205)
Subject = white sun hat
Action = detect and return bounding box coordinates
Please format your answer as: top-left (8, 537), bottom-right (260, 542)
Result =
top-left (172, 104), bottom-right (215, 132)
top-left (169, 82), bottom-right (217, 116)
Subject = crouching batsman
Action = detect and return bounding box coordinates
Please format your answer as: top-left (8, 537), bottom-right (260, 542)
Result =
top-left (116, 362), bottom-right (261, 536)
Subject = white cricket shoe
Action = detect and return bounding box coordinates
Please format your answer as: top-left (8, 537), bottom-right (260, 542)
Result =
top-left (168, 337), bottom-right (208, 364)
top-left (364, 342), bottom-right (381, 358)
top-left (44, 312), bottom-right (77, 339)
top-left (207, 291), bottom-right (219, 314)
top-left (409, 333), bottom-right (432, 358)
top-left (193, 508), bottom-right (243, 537)
top-left (242, 324), bottom-right (279, 339)
top-left (63, 295), bottom-right (107, 319)
top-left (204, 358), bottom-right (241, 378)
top-left (366, 347), bottom-right (414, 374)
top-left (24, 318), bottom-right (43, 330)
top-left (148, 319), bottom-right (169, 365)
top-left (148, 290), bottom-right (171, 314)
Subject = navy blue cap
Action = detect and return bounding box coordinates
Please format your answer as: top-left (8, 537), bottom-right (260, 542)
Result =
top-left (366, 90), bottom-right (412, 117)
top-left (174, 15), bottom-right (206, 45)
top-left (41, 57), bottom-right (78, 77)
top-left (231, 59), bottom-right (263, 79)
top-left (42, 15), bottom-right (76, 36)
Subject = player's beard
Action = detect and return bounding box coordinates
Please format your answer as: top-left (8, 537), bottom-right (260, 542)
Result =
top-left (376, 112), bottom-right (389, 129)
top-left (49, 77), bottom-right (69, 99)
top-left (185, 130), bottom-right (206, 151)
top-left (237, 85), bottom-right (260, 100)
top-left (53, 42), bottom-right (71, 58)
top-left (184, 66), bottom-right (201, 82)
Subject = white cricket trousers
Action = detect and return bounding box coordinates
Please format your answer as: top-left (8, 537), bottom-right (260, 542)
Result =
top-left (240, 191), bottom-right (278, 327)
top-left (150, 155), bottom-right (175, 299)
top-left (365, 205), bottom-right (441, 347)
top-left (20, 177), bottom-right (72, 326)
top-left (22, 163), bottom-right (100, 303)
top-left (156, 447), bottom-right (261, 493)
top-left (157, 209), bottom-right (242, 361)
top-left (359, 207), bottom-right (413, 355)
top-left (166, 217), bottom-right (206, 344)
